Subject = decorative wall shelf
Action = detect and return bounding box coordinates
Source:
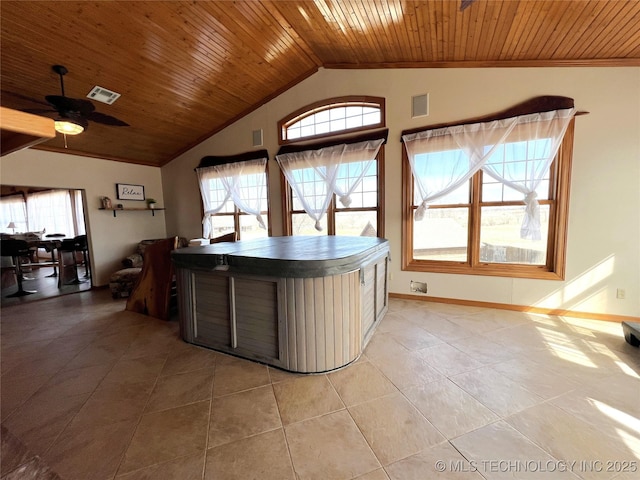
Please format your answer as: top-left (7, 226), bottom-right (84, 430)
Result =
top-left (99, 207), bottom-right (165, 217)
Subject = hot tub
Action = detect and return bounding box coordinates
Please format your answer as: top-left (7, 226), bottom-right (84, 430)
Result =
top-left (172, 236), bottom-right (389, 373)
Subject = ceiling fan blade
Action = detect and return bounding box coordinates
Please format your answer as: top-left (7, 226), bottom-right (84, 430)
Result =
top-left (1, 90), bottom-right (50, 106)
top-left (86, 111), bottom-right (129, 127)
top-left (22, 108), bottom-right (55, 115)
top-left (460, 0), bottom-right (475, 11)
top-left (45, 95), bottom-right (96, 115)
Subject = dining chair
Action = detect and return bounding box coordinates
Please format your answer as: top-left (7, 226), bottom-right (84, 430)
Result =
top-left (1, 239), bottom-right (36, 297)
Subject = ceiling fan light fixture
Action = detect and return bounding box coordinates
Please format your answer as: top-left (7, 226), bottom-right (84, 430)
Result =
top-left (54, 119), bottom-right (84, 135)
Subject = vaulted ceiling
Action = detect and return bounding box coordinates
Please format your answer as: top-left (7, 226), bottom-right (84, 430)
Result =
top-left (2, 1), bottom-right (639, 167)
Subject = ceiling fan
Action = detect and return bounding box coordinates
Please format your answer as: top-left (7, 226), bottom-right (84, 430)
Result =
top-left (460, 0), bottom-right (476, 11)
top-left (16, 65), bottom-right (129, 135)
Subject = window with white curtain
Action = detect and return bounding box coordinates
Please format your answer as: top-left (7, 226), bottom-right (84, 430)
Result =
top-left (278, 96), bottom-right (387, 238)
top-left (402, 96), bottom-right (578, 280)
top-left (0, 194), bottom-right (27, 233)
top-left (196, 151), bottom-right (269, 240)
top-left (1, 189), bottom-right (86, 236)
top-left (277, 131), bottom-right (386, 237)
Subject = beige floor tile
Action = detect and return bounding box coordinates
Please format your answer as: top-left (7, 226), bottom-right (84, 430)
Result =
top-left (365, 334), bottom-right (444, 389)
top-left (449, 336), bottom-right (522, 365)
top-left (348, 393), bottom-right (445, 465)
top-left (208, 385), bottom-right (281, 447)
top-left (447, 310), bottom-right (525, 336)
top-left (285, 410), bottom-right (380, 480)
top-left (491, 357), bottom-right (583, 399)
top-left (2, 291), bottom-right (637, 480)
top-left (1, 348), bottom-right (77, 383)
top-left (506, 403), bottom-right (638, 479)
top-left (121, 326), bottom-right (179, 360)
top-left (161, 345), bottom-right (218, 376)
top-left (101, 354), bottom-right (167, 387)
top-left (272, 374), bottom-right (344, 425)
top-left (416, 343), bottom-right (485, 376)
top-left (212, 355), bottom-right (270, 397)
top-left (450, 366), bottom-right (544, 417)
top-left (611, 470), bottom-right (640, 480)
top-left (37, 363), bottom-right (113, 399)
top-left (451, 421), bottom-right (578, 479)
top-left (552, 373), bottom-right (640, 421)
top-left (118, 400), bottom-right (210, 475)
top-left (328, 361), bottom-right (397, 406)
top-left (2, 387), bottom-right (89, 454)
top-left (2, 456), bottom-right (63, 480)
top-left (491, 322), bottom-right (580, 355)
top-left (1, 339), bottom-right (52, 375)
top-left (1, 425), bottom-right (35, 477)
top-left (64, 342), bottom-right (129, 370)
top-left (353, 468), bottom-right (390, 480)
top-left (403, 379), bottom-right (499, 439)
top-left (205, 428), bottom-right (294, 480)
top-left (69, 378), bottom-right (155, 430)
top-left (380, 314), bottom-right (443, 350)
top-left (403, 311), bottom-right (475, 343)
top-left (0, 373), bottom-right (49, 422)
top-left (115, 451), bottom-right (205, 480)
top-left (526, 349), bottom-right (619, 386)
top-left (268, 365), bottom-right (305, 383)
top-left (145, 368), bottom-right (213, 413)
top-left (550, 386), bottom-right (640, 459)
top-left (43, 418), bottom-right (137, 480)
top-left (386, 441), bottom-right (484, 480)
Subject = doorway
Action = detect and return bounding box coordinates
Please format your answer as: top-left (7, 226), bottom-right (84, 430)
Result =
top-left (1, 185), bottom-right (92, 307)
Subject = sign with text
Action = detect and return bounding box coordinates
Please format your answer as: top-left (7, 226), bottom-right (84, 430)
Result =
top-left (116, 183), bottom-right (145, 201)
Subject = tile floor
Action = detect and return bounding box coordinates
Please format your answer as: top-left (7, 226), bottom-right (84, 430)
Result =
top-left (1, 289), bottom-right (638, 480)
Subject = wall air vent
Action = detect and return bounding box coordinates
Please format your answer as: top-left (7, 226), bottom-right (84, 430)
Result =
top-left (412, 93), bottom-right (429, 118)
top-left (86, 86), bottom-right (121, 105)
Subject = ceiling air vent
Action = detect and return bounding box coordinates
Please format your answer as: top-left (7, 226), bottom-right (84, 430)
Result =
top-left (86, 86), bottom-right (121, 105)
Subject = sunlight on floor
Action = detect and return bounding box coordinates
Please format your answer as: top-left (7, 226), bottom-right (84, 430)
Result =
top-left (544, 340), bottom-right (599, 368)
top-left (593, 399), bottom-right (640, 434)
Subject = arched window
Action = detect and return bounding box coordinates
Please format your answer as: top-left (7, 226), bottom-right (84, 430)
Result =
top-left (279, 96), bottom-right (385, 144)
top-left (277, 96), bottom-right (386, 237)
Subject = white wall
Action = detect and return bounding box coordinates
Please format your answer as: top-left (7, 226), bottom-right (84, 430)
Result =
top-left (0, 149), bottom-right (167, 286)
top-left (163, 66), bottom-right (640, 318)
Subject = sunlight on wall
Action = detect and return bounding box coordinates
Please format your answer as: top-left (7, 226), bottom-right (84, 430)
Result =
top-left (534, 255), bottom-right (615, 311)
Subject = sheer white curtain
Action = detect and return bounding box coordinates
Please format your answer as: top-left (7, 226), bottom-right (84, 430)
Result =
top-left (481, 108), bottom-right (576, 239)
top-left (197, 158), bottom-right (267, 238)
top-left (403, 118), bottom-right (518, 220)
top-left (71, 190), bottom-right (86, 235)
top-left (0, 194), bottom-right (27, 233)
top-left (276, 138), bottom-right (384, 230)
top-left (27, 190), bottom-right (74, 235)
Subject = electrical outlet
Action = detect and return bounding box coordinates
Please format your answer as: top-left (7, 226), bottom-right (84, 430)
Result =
top-left (616, 288), bottom-right (626, 299)
top-left (410, 280), bottom-right (428, 294)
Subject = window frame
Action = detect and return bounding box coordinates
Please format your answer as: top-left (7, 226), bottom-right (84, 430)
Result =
top-left (280, 146), bottom-right (385, 237)
top-left (402, 108), bottom-right (575, 280)
top-left (196, 151), bottom-right (272, 240)
top-left (278, 96), bottom-right (385, 145)
top-left (278, 96), bottom-right (386, 238)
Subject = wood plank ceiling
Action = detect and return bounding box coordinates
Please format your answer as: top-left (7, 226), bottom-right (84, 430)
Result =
top-left (1, 1), bottom-right (639, 167)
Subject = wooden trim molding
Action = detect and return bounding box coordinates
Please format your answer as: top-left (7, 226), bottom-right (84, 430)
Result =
top-left (389, 293), bottom-right (639, 323)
